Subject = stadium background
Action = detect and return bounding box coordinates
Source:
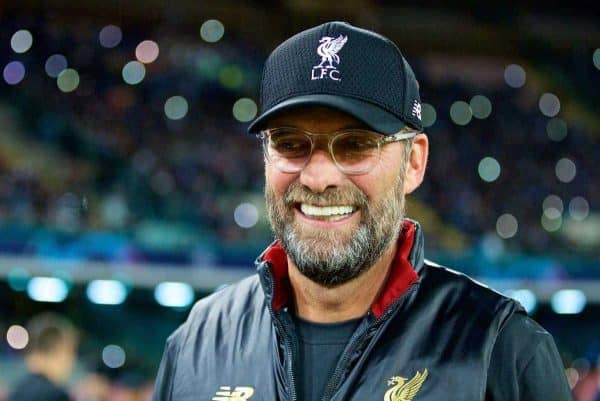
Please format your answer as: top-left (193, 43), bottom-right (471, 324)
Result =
top-left (0, 1), bottom-right (598, 400)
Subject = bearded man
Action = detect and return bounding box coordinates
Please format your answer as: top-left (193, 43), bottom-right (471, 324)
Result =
top-left (152, 21), bottom-right (572, 401)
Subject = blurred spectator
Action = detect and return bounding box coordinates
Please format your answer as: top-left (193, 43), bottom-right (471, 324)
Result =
top-left (7, 313), bottom-right (78, 401)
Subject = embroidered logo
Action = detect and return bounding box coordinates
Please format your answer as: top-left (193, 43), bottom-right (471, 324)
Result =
top-left (212, 386), bottom-right (255, 401)
top-left (384, 369), bottom-right (428, 401)
top-left (311, 35), bottom-right (348, 81)
top-left (412, 100), bottom-right (422, 121)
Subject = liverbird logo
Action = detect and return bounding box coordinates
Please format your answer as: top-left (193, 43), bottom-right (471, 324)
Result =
top-left (311, 35), bottom-right (348, 81)
top-left (383, 369), bottom-right (428, 401)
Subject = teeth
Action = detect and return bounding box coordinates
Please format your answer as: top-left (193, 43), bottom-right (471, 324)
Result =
top-left (300, 204), bottom-right (355, 217)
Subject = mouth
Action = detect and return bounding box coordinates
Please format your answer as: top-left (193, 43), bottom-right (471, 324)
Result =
top-left (295, 203), bottom-right (358, 222)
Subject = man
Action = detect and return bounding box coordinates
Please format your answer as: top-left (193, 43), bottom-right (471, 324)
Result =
top-left (152, 21), bottom-right (572, 401)
top-left (8, 313), bottom-right (78, 401)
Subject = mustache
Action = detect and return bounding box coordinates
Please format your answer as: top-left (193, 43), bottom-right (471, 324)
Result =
top-left (283, 182), bottom-right (368, 207)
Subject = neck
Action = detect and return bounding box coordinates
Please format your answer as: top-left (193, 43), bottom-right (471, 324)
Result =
top-left (288, 242), bottom-right (397, 323)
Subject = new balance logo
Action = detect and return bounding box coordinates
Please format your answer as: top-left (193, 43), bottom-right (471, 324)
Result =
top-left (412, 100), bottom-right (422, 120)
top-left (212, 386), bottom-right (255, 401)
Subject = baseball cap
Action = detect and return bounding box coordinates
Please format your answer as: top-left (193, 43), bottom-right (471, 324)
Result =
top-left (247, 21), bottom-right (423, 135)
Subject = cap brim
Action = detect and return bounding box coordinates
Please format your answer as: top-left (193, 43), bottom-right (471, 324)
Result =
top-left (247, 94), bottom-right (407, 135)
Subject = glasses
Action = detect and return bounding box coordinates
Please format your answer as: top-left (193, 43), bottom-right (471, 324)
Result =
top-left (258, 127), bottom-right (417, 175)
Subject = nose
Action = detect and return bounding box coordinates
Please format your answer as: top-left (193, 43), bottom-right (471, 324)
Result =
top-left (298, 149), bottom-right (346, 193)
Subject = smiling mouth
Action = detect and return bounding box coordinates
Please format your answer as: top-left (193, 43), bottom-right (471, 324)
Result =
top-left (296, 203), bottom-right (357, 222)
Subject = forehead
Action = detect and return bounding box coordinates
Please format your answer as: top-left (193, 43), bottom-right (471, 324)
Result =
top-left (264, 106), bottom-right (370, 132)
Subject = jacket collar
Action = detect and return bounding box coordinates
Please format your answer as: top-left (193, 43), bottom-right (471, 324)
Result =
top-left (256, 219), bottom-right (423, 319)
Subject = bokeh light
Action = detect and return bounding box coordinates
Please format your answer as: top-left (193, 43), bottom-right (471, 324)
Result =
top-left (568, 197), bottom-right (589, 221)
top-left (539, 93), bottom-right (560, 117)
top-left (122, 61), bottom-right (146, 85)
top-left (478, 157), bottom-right (501, 182)
top-left (469, 95), bottom-right (492, 119)
top-left (555, 158), bottom-right (576, 183)
top-left (496, 213), bottom-right (518, 239)
top-left (219, 65), bottom-right (244, 89)
top-left (542, 195), bottom-right (563, 218)
top-left (87, 280), bottom-right (128, 305)
top-left (449, 101), bottom-right (472, 126)
top-left (26, 277), bottom-right (69, 302)
top-left (232, 98), bottom-right (258, 122)
top-left (234, 203), bottom-right (259, 228)
top-left (102, 344), bottom-right (126, 368)
top-left (6, 325), bottom-right (29, 350)
top-left (164, 96), bottom-right (189, 120)
top-left (551, 289), bottom-right (586, 314)
top-left (99, 25), bottom-right (122, 48)
top-left (593, 49), bottom-right (600, 70)
top-left (45, 54), bottom-right (68, 78)
top-left (546, 118), bottom-right (567, 142)
top-left (57, 68), bottom-right (80, 92)
top-left (11, 30), bottom-right (33, 53)
top-left (421, 103), bottom-right (437, 128)
top-left (504, 64), bottom-right (526, 88)
top-left (541, 213), bottom-right (562, 232)
top-left (154, 282), bottom-right (194, 308)
top-left (3, 61), bottom-right (26, 85)
top-left (135, 40), bottom-right (160, 64)
top-left (200, 19), bottom-right (225, 43)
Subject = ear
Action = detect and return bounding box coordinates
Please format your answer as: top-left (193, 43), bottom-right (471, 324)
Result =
top-left (403, 134), bottom-right (429, 194)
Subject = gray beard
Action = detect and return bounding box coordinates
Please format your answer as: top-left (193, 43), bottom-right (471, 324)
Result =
top-left (265, 179), bottom-right (405, 287)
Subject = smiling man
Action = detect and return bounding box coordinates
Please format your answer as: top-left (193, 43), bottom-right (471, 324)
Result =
top-left (152, 21), bottom-right (572, 401)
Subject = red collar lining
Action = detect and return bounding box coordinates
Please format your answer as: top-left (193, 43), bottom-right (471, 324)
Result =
top-left (261, 221), bottom-right (419, 318)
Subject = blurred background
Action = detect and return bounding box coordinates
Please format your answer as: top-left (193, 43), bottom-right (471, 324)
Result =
top-left (0, 1), bottom-right (598, 400)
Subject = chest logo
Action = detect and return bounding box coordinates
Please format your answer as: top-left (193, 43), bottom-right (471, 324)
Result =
top-left (384, 369), bottom-right (428, 401)
top-left (212, 386), bottom-right (255, 401)
top-left (311, 35), bottom-right (348, 81)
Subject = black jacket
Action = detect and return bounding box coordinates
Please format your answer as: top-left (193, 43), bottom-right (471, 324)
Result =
top-left (152, 221), bottom-right (573, 401)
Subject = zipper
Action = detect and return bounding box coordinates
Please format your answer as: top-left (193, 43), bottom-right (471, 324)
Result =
top-left (320, 283), bottom-right (420, 401)
top-left (264, 263), bottom-right (298, 401)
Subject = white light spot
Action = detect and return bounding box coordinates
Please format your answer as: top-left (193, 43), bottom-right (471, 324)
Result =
top-left (543, 195), bottom-right (563, 214)
top-left (11, 30), bottom-right (33, 53)
top-left (232, 98), bottom-right (258, 122)
top-left (99, 25), bottom-right (122, 48)
top-left (164, 96), bottom-right (189, 120)
top-left (57, 68), bottom-right (80, 93)
top-left (122, 61), bottom-right (146, 85)
top-left (539, 93), bottom-right (560, 117)
top-left (469, 95), bottom-right (492, 119)
top-left (505, 289), bottom-right (537, 314)
top-left (569, 197), bottom-right (589, 221)
top-left (496, 214), bottom-right (518, 239)
top-left (86, 280), bottom-right (128, 305)
top-left (449, 101), bottom-right (472, 126)
top-left (555, 158), bottom-right (576, 183)
top-left (541, 213), bottom-right (562, 232)
top-left (200, 20), bottom-right (225, 43)
top-left (102, 344), bottom-right (126, 368)
top-left (27, 277), bottom-right (69, 303)
top-left (421, 103), bottom-right (437, 128)
top-left (478, 157), bottom-right (501, 182)
top-left (135, 40), bottom-right (160, 64)
top-left (504, 64), bottom-right (526, 88)
top-left (566, 367), bottom-right (579, 389)
top-left (154, 282), bottom-right (194, 308)
top-left (546, 118), bottom-right (568, 142)
top-left (6, 325), bottom-right (29, 350)
top-left (234, 203), bottom-right (259, 228)
top-left (551, 289), bottom-right (586, 314)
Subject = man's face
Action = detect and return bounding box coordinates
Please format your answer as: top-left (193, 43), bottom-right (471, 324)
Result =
top-left (264, 107), bottom-right (411, 287)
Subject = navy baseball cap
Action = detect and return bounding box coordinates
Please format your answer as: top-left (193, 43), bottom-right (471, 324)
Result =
top-left (248, 21), bottom-right (423, 135)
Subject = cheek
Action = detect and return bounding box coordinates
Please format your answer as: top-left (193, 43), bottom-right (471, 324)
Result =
top-left (265, 165), bottom-right (298, 195)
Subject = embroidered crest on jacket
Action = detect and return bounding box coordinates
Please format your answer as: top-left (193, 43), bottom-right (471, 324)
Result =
top-left (384, 369), bottom-right (428, 401)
